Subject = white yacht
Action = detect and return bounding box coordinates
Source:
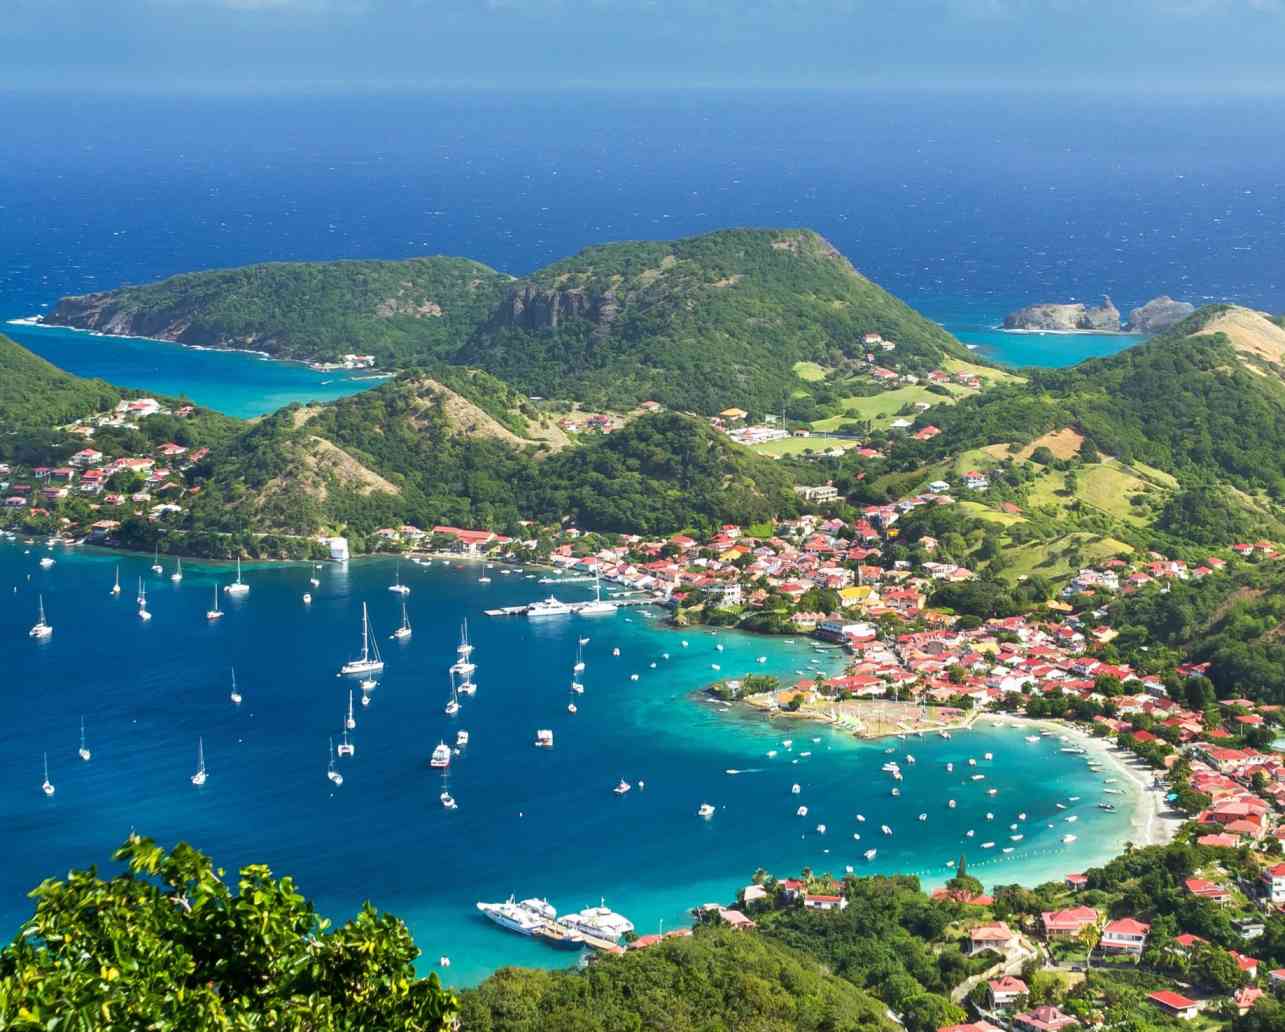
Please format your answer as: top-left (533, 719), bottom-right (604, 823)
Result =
top-left (576, 571), bottom-right (617, 616)
top-left (456, 730), bottom-right (469, 748)
top-left (388, 563), bottom-right (411, 595)
top-left (41, 752), bottom-right (54, 797)
top-left (441, 787), bottom-right (458, 810)
top-left (224, 557), bottom-right (249, 596)
top-left (78, 717), bottom-right (91, 762)
top-left (191, 737), bottom-right (207, 786)
top-left (698, 803), bottom-right (715, 818)
top-left (534, 729), bottom-right (554, 748)
top-left (430, 741), bottom-right (452, 768)
top-left (558, 903), bottom-right (634, 942)
top-left (171, 557), bottom-right (183, 583)
top-left (796, 805), bottom-right (808, 817)
top-left (29, 595), bottom-right (52, 638)
top-left (881, 824), bottom-right (892, 836)
top-left (207, 584), bottom-right (223, 620)
top-left (864, 848), bottom-right (877, 861)
top-left (450, 621), bottom-right (476, 676)
top-left (340, 603), bottom-right (384, 675)
top-left (527, 595), bottom-right (572, 618)
top-left (613, 779), bottom-right (632, 795)
top-left (327, 738), bottom-right (343, 786)
top-left (392, 600), bottom-right (412, 640)
top-left (111, 566), bottom-right (121, 596)
top-left (477, 898), bottom-right (544, 936)
top-left (303, 592), bottom-right (312, 605)
top-left (229, 667), bottom-right (242, 705)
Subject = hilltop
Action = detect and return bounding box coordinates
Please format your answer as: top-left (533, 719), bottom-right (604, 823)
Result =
top-left (44, 229), bottom-right (971, 416)
top-left (0, 333), bottom-right (129, 428)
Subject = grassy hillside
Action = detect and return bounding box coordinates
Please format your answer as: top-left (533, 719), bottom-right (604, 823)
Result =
top-left (45, 258), bottom-right (512, 367)
top-left (449, 228), bottom-right (970, 413)
top-left (0, 333), bottom-right (125, 427)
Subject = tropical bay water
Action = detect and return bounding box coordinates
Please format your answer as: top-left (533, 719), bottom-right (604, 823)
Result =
top-left (3, 539), bottom-right (1137, 985)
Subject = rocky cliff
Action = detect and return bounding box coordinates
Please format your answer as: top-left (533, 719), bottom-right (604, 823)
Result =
top-left (487, 283), bottom-right (620, 338)
top-left (1003, 297), bottom-right (1121, 332)
top-left (1125, 295), bottom-right (1195, 334)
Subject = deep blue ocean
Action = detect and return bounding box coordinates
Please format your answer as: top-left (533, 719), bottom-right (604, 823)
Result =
top-left (4, 91), bottom-right (1285, 414)
top-left (4, 542), bottom-right (1134, 984)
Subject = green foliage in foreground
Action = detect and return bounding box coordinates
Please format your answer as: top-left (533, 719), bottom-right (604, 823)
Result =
top-left (0, 334), bottom-right (125, 428)
top-left (458, 925), bottom-right (896, 1032)
top-left (0, 836), bottom-right (456, 1030)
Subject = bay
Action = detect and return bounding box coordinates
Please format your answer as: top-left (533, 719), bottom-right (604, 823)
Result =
top-left (3, 538), bottom-right (1136, 985)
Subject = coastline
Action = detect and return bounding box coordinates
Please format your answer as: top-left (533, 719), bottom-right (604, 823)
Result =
top-left (993, 325), bottom-right (1141, 337)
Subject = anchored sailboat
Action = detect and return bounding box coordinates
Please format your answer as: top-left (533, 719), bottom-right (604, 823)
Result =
top-left (111, 565), bottom-right (121, 596)
top-left (388, 562), bottom-right (410, 595)
top-left (327, 738), bottom-right (343, 785)
top-left (224, 557), bottom-right (249, 596)
top-left (138, 581), bottom-right (152, 621)
top-left (445, 674), bottom-right (461, 716)
top-left (229, 667), bottom-right (242, 705)
top-left (191, 737), bottom-right (207, 786)
top-left (391, 600), bottom-right (412, 640)
top-left (171, 557), bottom-right (183, 583)
top-left (78, 717), bottom-right (91, 761)
top-left (151, 545), bottom-right (162, 575)
top-left (340, 603), bottom-right (384, 675)
top-left (41, 752), bottom-right (54, 796)
top-left (207, 584), bottom-right (223, 620)
top-left (29, 595), bottom-right (52, 638)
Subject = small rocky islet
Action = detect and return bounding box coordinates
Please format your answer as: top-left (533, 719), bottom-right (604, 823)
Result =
top-left (1003, 294), bottom-right (1195, 333)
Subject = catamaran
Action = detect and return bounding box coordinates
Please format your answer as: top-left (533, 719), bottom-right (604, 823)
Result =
top-left (391, 600), bottom-right (412, 640)
top-left (388, 563), bottom-right (410, 595)
top-left (29, 595), bottom-right (52, 638)
top-left (229, 667), bottom-right (242, 705)
top-left (450, 621), bottom-right (475, 677)
top-left (111, 565), bottom-right (121, 596)
top-left (327, 738), bottom-right (343, 785)
top-left (345, 690), bottom-right (356, 730)
top-left (78, 717), bottom-right (91, 761)
top-left (171, 557), bottom-right (183, 583)
top-left (207, 584), bottom-right (223, 620)
top-left (337, 716), bottom-right (355, 757)
top-left (191, 737), bottom-right (207, 786)
top-left (151, 546), bottom-right (163, 574)
top-left (41, 752), bottom-right (54, 797)
top-left (430, 741), bottom-right (452, 768)
top-left (224, 557), bottom-right (249, 596)
top-left (576, 571), bottom-right (617, 616)
top-left (340, 603), bottom-right (384, 675)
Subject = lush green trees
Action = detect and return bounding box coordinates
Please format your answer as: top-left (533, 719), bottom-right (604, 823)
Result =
top-left (0, 334), bottom-right (127, 428)
top-left (0, 835), bottom-right (456, 1030)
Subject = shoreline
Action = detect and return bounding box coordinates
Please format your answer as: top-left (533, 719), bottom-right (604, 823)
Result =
top-left (992, 325), bottom-right (1143, 337)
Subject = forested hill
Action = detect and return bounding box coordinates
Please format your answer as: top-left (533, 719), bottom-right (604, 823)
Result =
top-left (0, 333), bottom-right (126, 427)
top-left (44, 229), bottom-right (970, 415)
top-left (898, 305), bottom-right (1285, 498)
top-left (456, 228), bottom-right (970, 413)
top-left (45, 257), bottom-right (513, 368)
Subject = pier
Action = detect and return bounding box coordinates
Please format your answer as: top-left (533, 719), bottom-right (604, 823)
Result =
top-left (532, 920), bottom-right (626, 954)
top-left (484, 597), bottom-right (658, 617)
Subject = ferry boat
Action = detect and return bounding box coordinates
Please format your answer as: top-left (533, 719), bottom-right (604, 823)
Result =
top-left (29, 595), bottom-right (52, 638)
top-left (430, 742), bottom-right (452, 768)
top-left (527, 596), bottom-right (572, 618)
top-left (577, 571), bottom-right (618, 616)
top-left (340, 603), bottom-right (384, 675)
top-left (224, 557), bottom-right (250, 596)
top-left (558, 903), bottom-right (634, 942)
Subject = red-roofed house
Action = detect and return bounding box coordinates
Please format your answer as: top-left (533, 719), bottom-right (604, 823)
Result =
top-left (1235, 987), bottom-right (1265, 1014)
top-left (1262, 862), bottom-right (1285, 904)
top-left (803, 893), bottom-right (847, 911)
top-left (1014, 1006), bottom-right (1078, 1032)
top-left (1040, 906), bottom-right (1098, 940)
top-left (988, 976), bottom-right (1027, 1008)
top-left (1185, 878), bottom-right (1231, 904)
top-left (1100, 917), bottom-right (1150, 955)
top-left (939, 1023), bottom-right (1005, 1032)
top-left (1064, 874), bottom-right (1087, 891)
top-left (1148, 990), bottom-right (1200, 1020)
top-left (967, 922), bottom-right (1016, 956)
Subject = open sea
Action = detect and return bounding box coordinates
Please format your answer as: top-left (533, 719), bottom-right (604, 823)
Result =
top-left (5, 541), bottom-right (1135, 985)
top-left (1, 89), bottom-right (1277, 981)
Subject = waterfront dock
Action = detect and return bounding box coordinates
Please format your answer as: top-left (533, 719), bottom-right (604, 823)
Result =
top-left (532, 920), bottom-right (626, 954)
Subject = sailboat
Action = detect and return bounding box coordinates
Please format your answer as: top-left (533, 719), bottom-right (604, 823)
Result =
top-left (339, 603), bottom-right (384, 675)
top-left (138, 581), bottom-right (152, 621)
top-left (327, 738), bottom-right (343, 785)
top-left (573, 642), bottom-right (586, 674)
top-left (388, 562), bottom-right (410, 595)
top-left (191, 738), bottom-right (207, 786)
top-left (445, 674), bottom-right (461, 716)
top-left (171, 557), bottom-right (183, 583)
top-left (207, 584), bottom-right (223, 620)
top-left (337, 711), bottom-right (355, 757)
top-left (136, 577), bottom-right (146, 605)
top-left (310, 564), bottom-right (320, 588)
top-left (345, 690), bottom-right (356, 730)
top-left (78, 717), bottom-right (91, 761)
top-left (224, 557), bottom-right (249, 596)
top-left (577, 570), bottom-right (617, 616)
top-left (29, 595), bottom-right (52, 638)
top-left (111, 565), bottom-right (121, 596)
top-left (41, 752), bottom-right (54, 796)
top-left (391, 600), bottom-right (412, 640)
top-left (450, 621), bottom-right (475, 675)
top-left (151, 545), bottom-right (162, 574)
top-left (440, 771), bottom-right (458, 809)
top-left (229, 667), bottom-right (242, 705)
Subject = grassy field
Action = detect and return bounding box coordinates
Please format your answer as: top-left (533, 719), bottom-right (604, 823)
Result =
top-left (792, 360), bottom-right (830, 382)
top-left (998, 532), bottom-right (1132, 583)
top-left (811, 385), bottom-right (958, 432)
top-left (957, 500), bottom-right (1025, 527)
top-left (1024, 459), bottom-right (1163, 527)
top-left (941, 356), bottom-right (1026, 384)
top-left (747, 435), bottom-right (857, 457)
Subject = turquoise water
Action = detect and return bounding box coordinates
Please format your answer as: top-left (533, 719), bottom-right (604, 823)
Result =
top-left (3, 322), bottom-right (376, 419)
top-left (3, 540), bottom-right (1136, 985)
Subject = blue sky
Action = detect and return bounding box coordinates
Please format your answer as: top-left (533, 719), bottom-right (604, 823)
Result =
top-left (3, 0), bottom-right (1284, 91)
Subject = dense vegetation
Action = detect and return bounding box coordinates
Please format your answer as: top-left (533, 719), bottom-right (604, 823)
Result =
top-left (0, 836), bottom-right (456, 1030)
top-left (459, 228), bottom-right (969, 413)
top-left (46, 257), bottom-right (513, 367)
top-left (0, 334), bottom-right (126, 428)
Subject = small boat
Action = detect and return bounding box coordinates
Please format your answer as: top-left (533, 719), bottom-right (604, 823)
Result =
top-left (391, 601), bottom-right (412, 640)
top-left (191, 737), bottom-right (208, 786)
top-left (966, 829), bottom-right (975, 837)
top-left (890, 787), bottom-right (900, 796)
top-left (881, 824), bottom-right (892, 836)
top-left (346, 691), bottom-right (356, 730)
top-left (864, 848), bottom-right (877, 861)
top-left (756, 656), bottom-right (767, 663)
top-left (41, 752), bottom-right (54, 797)
top-left (987, 788), bottom-right (998, 796)
top-left (710, 664), bottom-right (720, 671)
top-left (629, 674), bottom-right (639, 682)
top-left (303, 592), bottom-right (312, 604)
top-left (1098, 802), bottom-right (1116, 811)
top-left (534, 729), bottom-right (554, 748)
top-left (77, 717), bottom-right (91, 762)
top-left (968, 758), bottom-right (977, 766)
top-left (229, 667), bottom-right (242, 705)
top-left (917, 813), bottom-right (927, 821)
top-left (815, 823), bottom-right (826, 834)
top-left (430, 742), bottom-right (451, 768)
top-left (567, 701), bottom-right (578, 714)
top-left (1017, 811), bottom-right (1027, 820)
top-left (981, 841), bottom-right (995, 849)
top-left (441, 789), bottom-right (458, 810)
top-left (1065, 815), bottom-right (1078, 823)
top-left (983, 752), bottom-right (993, 760)
top-left (455, 730), bottom-right (468, 748)
top-left (1002, 847), bottom-right (1014, 854)
top-left (1011, 834), bottom-right (1024, 841)
top-left (613, 779), bottom-right (632, 795)
top-left (947, 799), bottom-right (956, 808)
top-left (207, 585), bottom-right (223, 620)
top-left (970, 773), bottom-right (984, 781)
top-left (388, 563), bottom-right (411, 595)
top-left (791, 783), bottom-right (801, 794)
top-left (224, 557), bottom-right (250, 596)
top-left (698, 803), bottom-right (715, 818)
top-left (151, 546), bottom-right (162, 574)
top-left (327, 738), bottom-right (343, 786)
top-left (796, 805), bottom-right (808, 817)
top-left (1063, 834), bottom-right (1077, 844)
top-left (1025, 735), bottom-right (1040, 743)
top-left (1069, 795), bottom-right (1080, 802)
top-left (783, 740), bottom-right (793, 749)
top-left (985, 812), bottom-right (994, 820)
top-left (29, 595), bottom-right (52, 639)
top-left (946, 762), bottom-right (954, 772)
top-left (856, 814), bottom-right (865, 822)
top-left (1056, 802), bottom-right (1067, 810)
top-left (171, 557), bottom-right (183, 583)
top-left (612, 647), bottom-right (620, 657)
top-left (905, 754), bottom-right (916, 764)
top-left (39, 556), bottom-right (54, 569)
top-left (111, 566), bottom-right (121, 596)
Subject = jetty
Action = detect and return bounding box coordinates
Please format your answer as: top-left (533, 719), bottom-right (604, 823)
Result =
top-left (485, 597), bottom-right (657, 617)
top-left (531, 919), bottom-right (626, 954)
